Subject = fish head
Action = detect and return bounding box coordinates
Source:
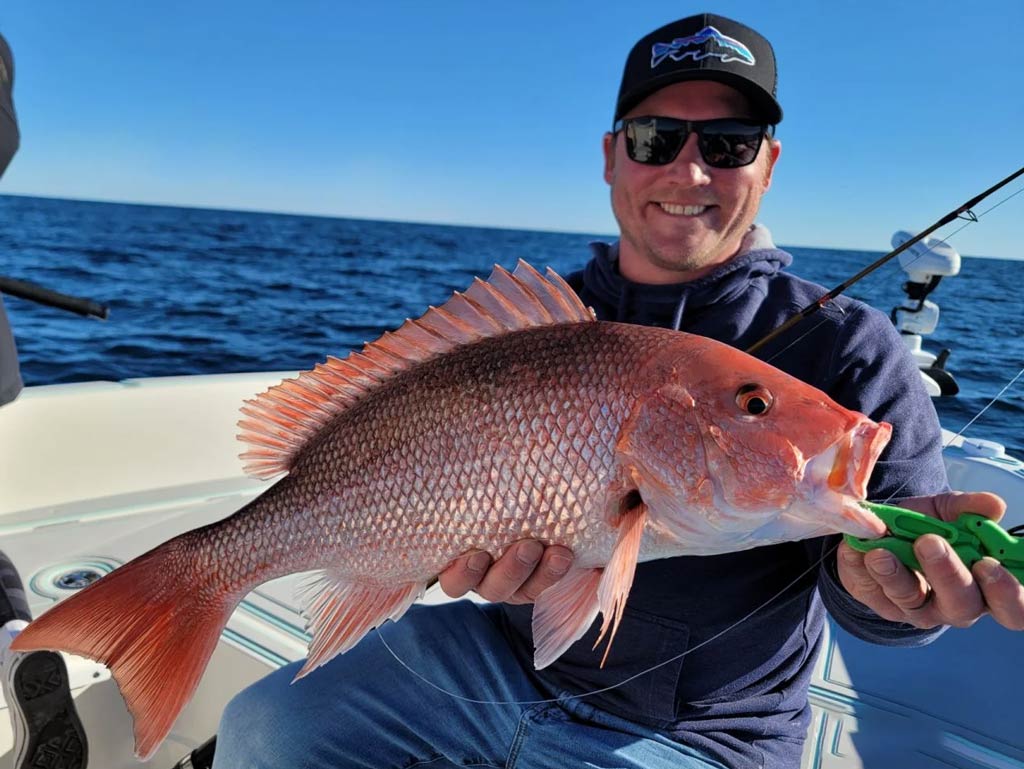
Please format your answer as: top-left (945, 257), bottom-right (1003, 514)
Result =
top-left (622, 338), bottom-right (890, 551)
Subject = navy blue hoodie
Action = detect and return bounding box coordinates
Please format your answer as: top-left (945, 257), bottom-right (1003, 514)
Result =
top-left (501, 228), bottom-right (949, 768)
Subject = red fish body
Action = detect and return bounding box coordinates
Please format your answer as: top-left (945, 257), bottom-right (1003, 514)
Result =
top-left (13, 262), bottom-right (890, 759)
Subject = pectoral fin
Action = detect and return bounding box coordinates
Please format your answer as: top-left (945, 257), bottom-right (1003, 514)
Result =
top-left (531, 502), bottom-right (647, 669)
top-left (594, 502), bottom-right (646, 666)
top-left (532, 567), bottom-right (601, 669)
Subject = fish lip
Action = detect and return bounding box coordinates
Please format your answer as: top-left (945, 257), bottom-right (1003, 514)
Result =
top-left (845, 420), bottom-right (893, 498)
top-left (803, 419), bottom-right (893, 537)
top-left (822, 419), bottom-right (893, 499)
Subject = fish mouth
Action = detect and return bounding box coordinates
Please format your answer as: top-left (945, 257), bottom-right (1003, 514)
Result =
top-left (804, 419), bottom-right (892, 537)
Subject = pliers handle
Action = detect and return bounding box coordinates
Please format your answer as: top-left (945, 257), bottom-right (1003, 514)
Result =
top-left (843, 501), bottom-right (1024, 583)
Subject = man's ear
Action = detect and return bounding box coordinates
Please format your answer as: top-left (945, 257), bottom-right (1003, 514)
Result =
top-left (603, 132), bottom-right (616, 184)
top-left (763, 138), bottom-right (781, 190)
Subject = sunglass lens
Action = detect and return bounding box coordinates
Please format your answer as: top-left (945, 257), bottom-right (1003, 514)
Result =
top-left (698, 121), bottom-right (764, 168)
top-left (625, 118), bottom-right (686, 165)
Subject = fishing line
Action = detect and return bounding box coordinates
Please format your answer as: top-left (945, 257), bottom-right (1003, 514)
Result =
top-left (879, 366), bottom-right (1024, 505)
top-left (762, 180), bottom-right (1024, 502)
top-left (373, 377), bottom-right (1021, 709)
top-left (762, 316), bottom-right (838, 366)
top-left (374, 539), bottom-right (840, 706)
top-left (753, 177), bottom-right (1024, 364)
top-left (376, 173), bottom-right (1024, 708)
top-left (376, 374), bottom-right (1019, 711)
top-left (378, 305), bottom-right (1024, 708)
top-left (891, 182), bottom-right (1024, 276)
top-left (967, 184), bottom-right (1024, 220)
top-left (377, 312), bottom-right (1022, 710)
top-left (746, 165), bottom-right (1024, 356)
top-left (949, 367), bottom-right (1024, 438)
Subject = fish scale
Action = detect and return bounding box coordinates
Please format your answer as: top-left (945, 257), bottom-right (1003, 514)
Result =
top-left (223, 323), bottom-right (662, 585)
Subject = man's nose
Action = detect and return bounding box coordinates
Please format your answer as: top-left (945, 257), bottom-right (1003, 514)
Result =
top-left (665, 133), bottom-right (711, 185)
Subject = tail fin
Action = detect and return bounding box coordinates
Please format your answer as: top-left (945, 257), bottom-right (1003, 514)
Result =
top-left (11, 537), bottom-right (239, 760)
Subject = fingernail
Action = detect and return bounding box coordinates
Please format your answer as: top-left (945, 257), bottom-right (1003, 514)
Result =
top-left (549, 553), bottom-right (573, 575)
top-left (976, 558), bottom-right (1004, 586)
top-left (516, 541), bottom-right (543, 566)
top-left (841, 548), bottom-right (862, 566)
top-left (868, 552), bottom-right (898, 576)
top-left (467, 552), bottom-right (491, 574)
top-left (917, 536), bottom-right (946, 564)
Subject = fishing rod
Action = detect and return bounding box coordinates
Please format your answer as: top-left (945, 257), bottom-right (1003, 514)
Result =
top-left (745, 164), bottom-right (1024, 356)
top-left (0, 275), bottom-right (109, 319)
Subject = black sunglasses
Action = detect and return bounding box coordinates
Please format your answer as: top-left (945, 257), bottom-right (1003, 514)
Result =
top-left (612, 116), bottom-right (773, 169)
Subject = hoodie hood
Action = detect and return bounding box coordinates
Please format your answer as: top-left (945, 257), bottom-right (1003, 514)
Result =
top-left (582, 224), bottom-right (792, 328)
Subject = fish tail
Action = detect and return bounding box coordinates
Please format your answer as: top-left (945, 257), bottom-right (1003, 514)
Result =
top-left (11, 534), bottom-right (241, 760)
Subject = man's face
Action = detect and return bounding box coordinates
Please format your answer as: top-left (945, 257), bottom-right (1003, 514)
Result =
top-left (603, 80), bottom-right (781, 284)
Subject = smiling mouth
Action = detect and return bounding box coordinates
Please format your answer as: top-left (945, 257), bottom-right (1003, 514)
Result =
top-left (657, 202), bottom-right (709, 216)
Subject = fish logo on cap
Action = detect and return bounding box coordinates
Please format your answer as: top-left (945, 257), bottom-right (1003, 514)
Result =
top-left (651, 25), bottom-right (755, 68)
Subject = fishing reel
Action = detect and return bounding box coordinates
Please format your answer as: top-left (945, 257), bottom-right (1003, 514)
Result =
top-left (889, 231), bottom-right (960, 397)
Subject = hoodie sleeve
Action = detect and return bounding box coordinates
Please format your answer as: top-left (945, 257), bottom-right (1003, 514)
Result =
top-left (815, 303), bottom-right (949, 645)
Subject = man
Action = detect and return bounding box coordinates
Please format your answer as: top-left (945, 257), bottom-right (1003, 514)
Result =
top-left (0, 31), bottom-right (90, 769)
top-left (214, 14), bottom-right (1020, 768)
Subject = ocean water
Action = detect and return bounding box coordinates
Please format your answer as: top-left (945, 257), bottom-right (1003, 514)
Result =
top-left (1, 194), bottom-right (1021, 456)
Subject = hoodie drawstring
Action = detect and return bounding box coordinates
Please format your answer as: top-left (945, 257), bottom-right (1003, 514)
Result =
top-left (671, 295), bottom-right (686, 331)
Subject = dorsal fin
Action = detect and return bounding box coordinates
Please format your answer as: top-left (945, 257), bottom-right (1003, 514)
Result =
top-left (237, 260), bottom-right (595, 479)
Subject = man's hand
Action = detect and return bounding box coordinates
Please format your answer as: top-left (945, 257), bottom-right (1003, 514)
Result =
top-left (838, 491), bottom-right (1024, 630)
top-left (438, 541), bottom-right (574, 604)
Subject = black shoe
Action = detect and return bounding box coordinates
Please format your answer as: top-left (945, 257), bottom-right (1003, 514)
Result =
top-left (172, 736), bottom-right (216, 769)
top-left (4, 648), bottom-right (88, 769)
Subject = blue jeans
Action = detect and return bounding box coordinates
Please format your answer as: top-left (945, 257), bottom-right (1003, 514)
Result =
top-left (213, 601), bottom-right (726, 769)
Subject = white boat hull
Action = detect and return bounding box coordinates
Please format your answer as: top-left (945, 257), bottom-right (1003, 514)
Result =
top-left (0, 374), bottom-right (1020, 768)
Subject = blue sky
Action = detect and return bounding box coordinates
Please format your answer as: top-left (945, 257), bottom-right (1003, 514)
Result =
top-left (1, 1), bottom-right (1022, 258)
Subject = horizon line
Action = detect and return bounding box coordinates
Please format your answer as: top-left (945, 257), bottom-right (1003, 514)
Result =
top-left (0, 191), bottom-right (1016, 262)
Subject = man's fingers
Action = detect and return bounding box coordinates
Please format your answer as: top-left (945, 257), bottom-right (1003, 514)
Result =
top-left (862, 548), bottom-right (936, 622)
top-left (437, 542), bottom-right (575, 604)
top-left (474, 540), bottom-right (545, 603)
top-left (438, 550), bottom-right (493, 598)
top-left (507, 546), bottom-right (574, 604)
top-left (937, 491), bottom-right (1006, 523)
top-left (838, 544), bottom-right (906, 623)
top-left (914, 535), bottom-right (983, 627)
top-left (974, 558), bottom-right (1024, 631)
top-left (898, 491), bottom-right (1006, 524)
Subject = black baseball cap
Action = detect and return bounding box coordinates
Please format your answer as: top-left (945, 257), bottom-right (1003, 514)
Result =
top-left (614, 13), bottom-right (782, 125)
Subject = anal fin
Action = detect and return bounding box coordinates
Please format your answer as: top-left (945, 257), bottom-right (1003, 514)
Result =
top-left (295, 570), bottom-right (426, 680)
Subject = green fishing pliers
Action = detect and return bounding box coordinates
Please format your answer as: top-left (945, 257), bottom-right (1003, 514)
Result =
top-left (843, 501), bottom-right (1024, 583)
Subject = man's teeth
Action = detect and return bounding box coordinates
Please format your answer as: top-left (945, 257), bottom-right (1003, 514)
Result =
top-left (658, 203), bottom-right (708, 216)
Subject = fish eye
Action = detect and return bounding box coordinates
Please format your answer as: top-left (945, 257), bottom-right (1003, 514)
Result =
top-left (735, 384), bottom-right (773, 416)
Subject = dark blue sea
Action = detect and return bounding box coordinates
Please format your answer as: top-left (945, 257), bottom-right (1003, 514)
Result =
top-left (1, 194), bottom-right (1021, 456)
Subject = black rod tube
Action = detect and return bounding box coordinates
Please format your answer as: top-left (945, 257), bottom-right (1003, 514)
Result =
top-left (0, 276), bottom-right (109, 319)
